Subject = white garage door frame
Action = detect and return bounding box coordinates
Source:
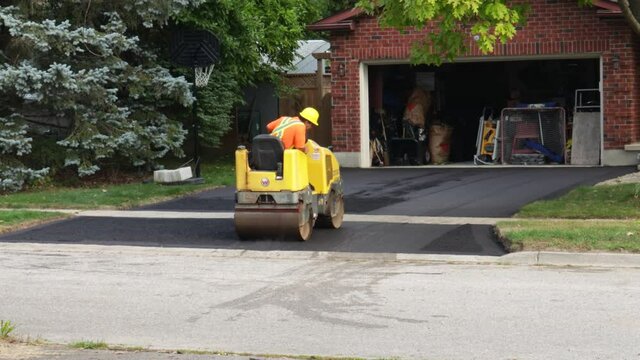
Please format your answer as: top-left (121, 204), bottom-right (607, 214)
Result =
top-left (350, 53), bottom-right (604, 168)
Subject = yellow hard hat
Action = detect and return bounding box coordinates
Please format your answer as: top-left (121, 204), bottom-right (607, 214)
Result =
top-left (299, 107), bottom-right (319, 126)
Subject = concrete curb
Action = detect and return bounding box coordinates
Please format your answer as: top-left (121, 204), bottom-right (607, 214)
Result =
top-left (1, 242), bottom-right (639, 269)
top-left (498, 251), bottom-right (640, 268)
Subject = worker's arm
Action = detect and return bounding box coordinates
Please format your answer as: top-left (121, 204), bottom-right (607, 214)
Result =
top-left (266, 118), bottom-right (282, 133)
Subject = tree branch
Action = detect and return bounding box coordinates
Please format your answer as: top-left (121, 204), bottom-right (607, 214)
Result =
top-left (84, 0), bottom-right (91, 26)
top-left (619, 0), bottom-right (640, 37)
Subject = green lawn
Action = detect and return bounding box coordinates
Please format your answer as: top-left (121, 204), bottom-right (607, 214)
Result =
top-left (516, 184), bottom-right (640, 219)
top-left (0, 210), bottom-right (68, 233)
top-left (497, 219), bottom-right (640, 253)
top-left (499, 183), bottom-right (640, 253)
top-left (0, 161), bottom-right (234, 210)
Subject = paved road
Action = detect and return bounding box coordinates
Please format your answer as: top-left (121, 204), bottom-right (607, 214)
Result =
top-left (1, 244), bottom-right (639, 360)
top-left (0, 167), bottom-right (634, 256)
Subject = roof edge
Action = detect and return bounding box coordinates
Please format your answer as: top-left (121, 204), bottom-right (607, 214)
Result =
top-left (307, 8), bottom-right (364, 32)
top-left (307, 21), bottom-right (355, 32)
top-left (593, 0), bottom-right (621, 12)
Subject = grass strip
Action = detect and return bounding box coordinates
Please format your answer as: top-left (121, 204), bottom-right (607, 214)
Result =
top-left (517, 184), bottom-right (640, 219)
top-left (175, 348), bottom-right (366, 360)
top-left (69, 340), bottom-right (108, 350)
top-left (0, 210), bottom-right (68, 233)
top-left (0, 162), bottom-right (234, 210)
top-left (5, 336), bottom-right (379, 360)
top-left (497, 219), bottom-right (640, 253)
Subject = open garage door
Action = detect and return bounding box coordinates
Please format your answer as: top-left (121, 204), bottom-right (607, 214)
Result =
top-left (367, 58), bottom-right (601, 167)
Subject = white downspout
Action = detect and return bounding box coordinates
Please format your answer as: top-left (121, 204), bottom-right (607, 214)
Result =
top-left (359, 63), bottom-right (370, 168)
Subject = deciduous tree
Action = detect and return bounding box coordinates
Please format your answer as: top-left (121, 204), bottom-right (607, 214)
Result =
top-left (355, 0), bottom-right (597, 65)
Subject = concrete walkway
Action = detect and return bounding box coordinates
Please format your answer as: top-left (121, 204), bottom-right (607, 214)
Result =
top-left (75, 210), bottom-right (506, 226)
top-left (2, 208), bottom-right (508, 225)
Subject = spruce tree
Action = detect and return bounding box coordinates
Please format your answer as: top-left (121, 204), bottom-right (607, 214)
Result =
top-left (0, 1), bottom-right (199, 191)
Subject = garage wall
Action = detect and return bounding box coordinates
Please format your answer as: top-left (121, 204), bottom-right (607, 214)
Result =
top-left (327, 0), bottom-right (640, 165)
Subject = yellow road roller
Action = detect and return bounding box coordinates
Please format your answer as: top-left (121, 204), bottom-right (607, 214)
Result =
top-left (234, 135), bottom-right (344, 241)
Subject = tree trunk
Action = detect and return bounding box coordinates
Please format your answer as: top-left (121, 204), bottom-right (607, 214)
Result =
top-left (619, 0), bottom-right (640, 37)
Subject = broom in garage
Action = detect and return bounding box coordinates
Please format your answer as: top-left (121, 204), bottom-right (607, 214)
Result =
top-left (379, 110), bottom-right (391, 166)
top-left (372, 109), bottom-right (391, 166)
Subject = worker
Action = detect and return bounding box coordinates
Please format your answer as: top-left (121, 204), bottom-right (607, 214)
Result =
top-left (266, 107), bottom-right (319, 151)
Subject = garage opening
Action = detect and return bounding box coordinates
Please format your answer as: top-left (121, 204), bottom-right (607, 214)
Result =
top-left (367, 58), bottom-right (601, 166)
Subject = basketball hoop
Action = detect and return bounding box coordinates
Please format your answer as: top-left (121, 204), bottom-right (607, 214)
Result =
top-left (169, 28), bottom-right (220, 179)
top-left (195, 65), bottom-right (214, 87)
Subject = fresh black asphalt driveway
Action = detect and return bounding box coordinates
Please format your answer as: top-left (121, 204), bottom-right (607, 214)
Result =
top-left (1, 166), bottom-right (634, 256)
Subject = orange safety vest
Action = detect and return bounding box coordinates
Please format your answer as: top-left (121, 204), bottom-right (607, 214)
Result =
top-left (267, 116), bottom-right (306, 149)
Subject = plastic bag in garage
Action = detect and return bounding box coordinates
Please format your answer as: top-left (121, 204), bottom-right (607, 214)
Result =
top-left (403, 88), bottom-right (431, 128)
top-left (429, 123), bottom-right (453, 164)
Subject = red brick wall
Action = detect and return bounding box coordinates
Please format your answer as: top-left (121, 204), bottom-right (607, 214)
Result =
top-left (328, 0), bottom-right (640, 152)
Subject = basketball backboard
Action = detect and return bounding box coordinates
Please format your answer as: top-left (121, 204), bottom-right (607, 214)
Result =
top-left (170, 29), bottom-right (220, 68)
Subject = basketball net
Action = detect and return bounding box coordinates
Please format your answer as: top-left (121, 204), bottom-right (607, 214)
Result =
top-left (194, 65), bottom-right (214, 87)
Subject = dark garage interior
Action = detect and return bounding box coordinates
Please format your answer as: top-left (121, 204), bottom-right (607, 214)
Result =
top-left (368, 58), bottom-right (601, 166)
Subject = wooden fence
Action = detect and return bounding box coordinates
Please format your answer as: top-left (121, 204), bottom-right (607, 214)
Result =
top-left (279, 73), bottom-right (332, 147)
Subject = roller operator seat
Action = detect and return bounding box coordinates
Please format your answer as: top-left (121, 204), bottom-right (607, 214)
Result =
top-left (250, 134), bottom-right (284, 171)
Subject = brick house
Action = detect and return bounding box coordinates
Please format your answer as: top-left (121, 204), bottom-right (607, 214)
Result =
top-left (309, 0), bottom-right (639, 167)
